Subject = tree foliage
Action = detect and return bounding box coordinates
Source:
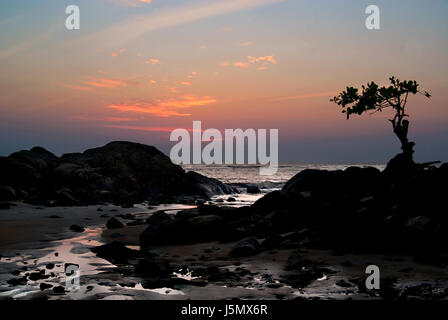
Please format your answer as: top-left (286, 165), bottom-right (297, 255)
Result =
top-left (331, 77), bottom-right (431, 160)
top-left (331, 76), bottom-right (430, 120)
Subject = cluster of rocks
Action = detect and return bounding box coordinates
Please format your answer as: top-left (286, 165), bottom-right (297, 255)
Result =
top-left (7, 258), bottom-right (72, 296)
top-left (87, 160), bottom-right (448, 299)
top-left (138, 163), bottom-right (448, 259)
top-left (0, 141), bottom-right (236, 207)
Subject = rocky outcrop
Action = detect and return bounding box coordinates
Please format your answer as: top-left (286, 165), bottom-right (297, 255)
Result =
top-left (140, 163), bottom-right (448, 260)
top-left (0, 141), bottom-right (237, 206)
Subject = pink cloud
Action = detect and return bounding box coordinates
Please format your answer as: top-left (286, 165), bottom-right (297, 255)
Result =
top-left (107, 94), bottom-right (217, 117)
top-left (83, 77), bottom-right (137, 89)
top-left (103, 125), bottom-right (201, 133)
top-left (233, 61), bottom-right (249, 68)
top-left (111, 48), bottom-right (127, 57)
top-left (144, 58), bottom-right (160, 65)
top-left (248, 55), bottom-right (277, 64)
top-left (240, 41), bottom-right (254, 47)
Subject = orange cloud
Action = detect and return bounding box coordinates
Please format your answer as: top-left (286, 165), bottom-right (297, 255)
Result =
top-left (181, 81), bottom-right (192, 86)
top-left (103, 125), bottom-right (198, 133)
top-left (71, 115), bottom-right (138, 122)
top-left (63, 84), bottom-right (94, 92)
top-left (248, 55), bottom-right (277, 64)
top-left (220, 61), bottom-right (230, 67)
top-left (65, 77), bottom-right (139, 92)
top-left (233, 61), bottom-right (249, 68)
top-left (108, 104), bottom-right (190, 117)
top-left (104, 117), bottom-right (139, 122)
top-left (188, 71), bottom-right (198, 79)
top-left (83, 77), bottom-right (137, 89)
top-left (240, 41), bottom-right (254, 47)
top-left (144, 58), bottom-right (160, 65)
top-left (111, 48), bottom-right (127, 57)
top-left (229, 55), bottom-right (277, 70)
top-left (107, 94), bottom-right (217, 117)
top-left (159, 95), bottom-right (216, 109)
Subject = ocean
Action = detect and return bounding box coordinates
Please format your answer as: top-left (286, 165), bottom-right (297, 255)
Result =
top-left (182, 163), bottom-right (386, 188)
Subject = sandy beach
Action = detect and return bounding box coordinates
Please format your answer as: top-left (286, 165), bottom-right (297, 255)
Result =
top-left (1, 199), bottom-right (446, 301)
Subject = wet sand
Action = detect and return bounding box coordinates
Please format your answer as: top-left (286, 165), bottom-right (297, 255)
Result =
top-left (0, 200), bottom-right (447, 300)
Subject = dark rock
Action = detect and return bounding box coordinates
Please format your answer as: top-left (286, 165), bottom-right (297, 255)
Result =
top-left (147, 210), bottom-right (171, 224)
top-left (0, 186), bottom-right (16, 201)
top-left (336, 280), bottom-right (353, 288)
top-left (341, 260), bottom-right (353, 267)
top-left (28, 271), bottom-right (49, 281)
top-left (11, 270), bottom-right (21, 276)
top-left (0, 141), bottom-right (236, 207)
top-left (7, 277), bottom-right (28, 286)
top-left (0, 202), bottom-right (11, 210)
top-left (247, 185), bottom-right (261, 194)
top-left (106, 217), bottom-right (125, 229)
top-left (91, 241), bottom-right (140, 263)
top-left (404, 216), bottom-right (432, 234)
top-left (40, 283), bottom-right (53, 291)
top-left (286, 251), bottom-right (304, 270)
top-left (69, 225), bottom-right (85, 233)
top-left (278, 240), bottom-right (300, 250)
top-left (141, 278), bottom-right (175, 289)
top-left (260, 235), bottom-right (284, 251)
top-left (251, 190), bottom-right (299, 215)
top-left (110, 232), bottom-right (124, 238)
top-left (45, 263), bottom-right (55, 270)
top-left (134, 258), bottom-right (172, 277)
top-left (229, 238), bottom-right (260, 257)
top-left (140, 218), bottom-right (189, 247)
top-left (227, 197), bottom-right (236, 202)
top-left (126, 219), bottom-right (145, 226)
top-left (188, 215), bottom-right (225, 236)
top-left (53, 286), bottom-right (65, 294)
top-left (186, 171), bottom-right (237, 198)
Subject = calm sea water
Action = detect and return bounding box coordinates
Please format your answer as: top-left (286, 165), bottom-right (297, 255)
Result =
top-left (182, 163), bottom-right (386, 188)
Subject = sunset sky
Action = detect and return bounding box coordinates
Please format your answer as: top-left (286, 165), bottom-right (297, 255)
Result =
top-left (1, 0), bottom-right (447, 163)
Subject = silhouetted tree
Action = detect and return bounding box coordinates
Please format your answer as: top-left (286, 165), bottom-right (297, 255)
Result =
top-left (331, 77), bottom-right (431, 163)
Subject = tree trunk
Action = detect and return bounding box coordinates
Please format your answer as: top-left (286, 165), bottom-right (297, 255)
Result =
top-left (391, 119), bottom-right (415, 162)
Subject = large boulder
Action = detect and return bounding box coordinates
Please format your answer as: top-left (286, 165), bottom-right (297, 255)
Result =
top-left (229, 238), bottom-right (260, 257)
top-left (187, 215), bottom-right (225, 241)
top-left (186, 171), bottom-right (237, 197)
top-left (0, 141), bottom-right (236, 206)
top-left (9, 146), bottom-right (59, 172)
top-left (0, 156), bottom-right (42, 188)
top-left (0, 186), bottom-right (16, 201)
top-left (139, 218), bottom-right (190, 247)
top-left (106, 217), bottom-right (125, 229)
top-left (91, 241), bottom-right (140, 263)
